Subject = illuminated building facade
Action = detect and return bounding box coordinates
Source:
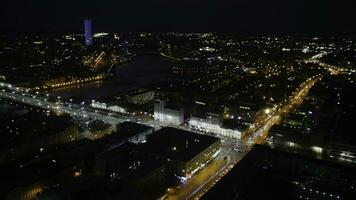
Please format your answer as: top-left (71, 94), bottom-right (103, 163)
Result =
top-left (91, 100), bottom-right (127, 113)
top-left (91, 101), bottom-right (107, 109)
top-left (84, 19), bottom-right (93, 46)
top-left (154, 100), bottom-right (184, 125)
top-left (189, 113), bottom-right (243, 139)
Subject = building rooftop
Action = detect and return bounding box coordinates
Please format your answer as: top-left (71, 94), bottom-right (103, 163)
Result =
top-left (93, 131), bottom-right (134, 151)
top-left (116, 121), bottom-right (153, 136)
top-left (285, 112), bottom-right (307, 123)
top-left (222, 119), bottom-right (249, 131)
top-left (0, 111), bottom-right (75, 150)
top-left (97, 142), bottom-right (136, 161)
top-left (87, 120), bottom-right (111, 132)
top-left (147, 127), bottom-right (220, 162)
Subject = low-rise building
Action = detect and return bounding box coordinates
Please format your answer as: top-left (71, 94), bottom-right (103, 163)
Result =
top-left (96, 127), bottom-right (220, 188)
top-left (95, 143), bottom-right (166, 198)
top-left (147, 127), bottom-right (221, 179)
top-left (1, 112), bottom-right (80, 162)
top-left (126, 89), bottom-right (155, 104)
top-left (91, 101), bottom-right (107, 109)
top-left (87, 120), bottom-right (114, 140)
top-left (189, 112), bottom-right (245, 139)
top-left (91, 100), bottom-right (126, 113)
top-left (116, 121), bottom-right (154, 144)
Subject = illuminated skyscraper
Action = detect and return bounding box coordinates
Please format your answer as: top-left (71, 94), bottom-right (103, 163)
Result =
top-left (84, 19), bottom-right (92, 46)
top-left (123, 40), bottom-right (129, 55)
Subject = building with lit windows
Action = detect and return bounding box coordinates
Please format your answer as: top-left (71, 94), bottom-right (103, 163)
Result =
top-left (235, 101), bottom-right (258, 123)
top-left (154, 100), bottom-right (184, 125)
top-left (189, 112), bottom-right (244, 139)
top-left (84, 19), bottom-right (93, 46)
top-left (1, 112), bottom-right (80, 162)
top-left (147, 127), bottom-right (221, 180)
top-left (91, 101), bottom-right (107, 109)
top-left (86, 120), bottom-right (114, 140)
top-left (91, 100), bottom-right (127, 113)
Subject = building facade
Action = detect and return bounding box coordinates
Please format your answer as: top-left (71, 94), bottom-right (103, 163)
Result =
top-left (84, 19), bottom-right (93, 46)
top-left (189, 113), bottom-right (243, 139)
top-left (91, 100), bottom-right (127, 114)
top-left (154, 100), bottom-right (184, 126)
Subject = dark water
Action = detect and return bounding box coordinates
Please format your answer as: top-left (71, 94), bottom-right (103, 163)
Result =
top-left (51, 55), bottom-right (173, 100)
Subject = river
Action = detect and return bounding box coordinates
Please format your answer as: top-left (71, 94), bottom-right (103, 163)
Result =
top-left (51, 54), bottom-right (174, 100)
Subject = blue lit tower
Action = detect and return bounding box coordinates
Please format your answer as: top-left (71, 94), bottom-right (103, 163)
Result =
top-left (84, 19), bottom-right (93, 46)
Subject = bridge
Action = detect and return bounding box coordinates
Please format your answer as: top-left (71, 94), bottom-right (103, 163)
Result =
top-left (0, 83), bottom-right (131, 126)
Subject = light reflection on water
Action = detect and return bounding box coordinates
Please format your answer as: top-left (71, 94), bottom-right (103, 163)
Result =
top-left (50, 80), bottom-right (104, 93)
top-left (50, 55), bottom-right (173, 100)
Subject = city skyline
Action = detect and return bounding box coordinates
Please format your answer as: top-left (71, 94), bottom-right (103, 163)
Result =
top-left (1, 0), bottom-right (355, 35)
top-left (0, 1), bottom-right (356, 200)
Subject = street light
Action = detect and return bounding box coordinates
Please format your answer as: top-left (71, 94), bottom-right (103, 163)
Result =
top-left (264, 108), bottom-right (270, 114)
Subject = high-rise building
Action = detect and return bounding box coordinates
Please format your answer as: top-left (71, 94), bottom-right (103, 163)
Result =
top-left (84, 19), bottom-right (93, 46)
top-left (154, 100), bottom-right (184, 126)
top-left (123, 40), bottom-right (129, 55)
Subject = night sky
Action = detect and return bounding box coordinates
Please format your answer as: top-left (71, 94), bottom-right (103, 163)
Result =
top-left (1, 0), bottom-right (355, 35)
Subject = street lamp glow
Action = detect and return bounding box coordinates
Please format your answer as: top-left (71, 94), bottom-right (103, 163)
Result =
top-left (311, 146), bottom-right (323, 153)
top-left (264, 108), bottom-right (270, 114)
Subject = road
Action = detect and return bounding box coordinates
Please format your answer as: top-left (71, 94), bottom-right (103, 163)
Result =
top-left (163, 158), bottom-right (228, 200)
top-left (304, 52), bottom-right (355, 75)
top-left (161, 148), bottom-right (248, 200)
top-left (190, 150), bottom-right (249, 200)
top-left (0, 90), bottom-right (125, 124)
top-left (159, 137), bottom-right (249, 200)
top-left (185, 74), bottom-right (323, 199)
top-left (0, 83), bottom-right (247, 200)
top-left (0, 74), bottom-right (322, 199)
top-left (246, 74), bottom-right (322, 145)
top-left (0, 83), bottom-right (152, 131)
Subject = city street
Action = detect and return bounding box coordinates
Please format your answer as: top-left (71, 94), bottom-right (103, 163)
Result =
top-left (162, 158), bottom-right (228, 200)
top-left (160, 139), bottom-right (249, 200)
top-left (0, 74), bottom-right (325, 199)
top-left (247, 74), bottom-right (322, 144)
top-left (1, 7), bottom-right (355, 198)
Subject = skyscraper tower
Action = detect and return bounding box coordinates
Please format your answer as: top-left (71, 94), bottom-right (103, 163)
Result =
top-left (84, 19), bottom-right (93, 46)
top-left (123, 40), bottom-right (129, 55)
